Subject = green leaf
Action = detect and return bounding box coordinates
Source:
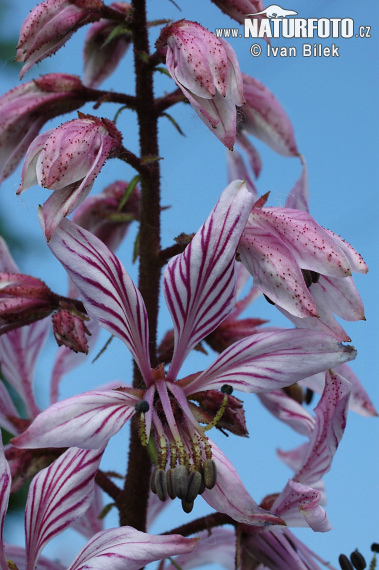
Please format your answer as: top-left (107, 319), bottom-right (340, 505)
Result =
top-left (161, 113), bottom-right (186, 136)
top-left (102, 25), bottom-right (131, 48)
top-left (117, 175), bottom-right (140, 212)
top-left (155, 66), bottom-right (171, 78)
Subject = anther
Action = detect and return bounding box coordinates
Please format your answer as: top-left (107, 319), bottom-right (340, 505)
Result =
top-left (339, 554), bottom-right (354, 570)
top-left (350, 550), bottom-right (367, 570)
top-left (181, 499), bottom-right (194, 513)
top-left (155, 468), bottom-right (168, 501)
top-left (221, 384), bottom-right (233, 395)
top-left (185, 470), bottom-right (202, 503)
top-left (135, 400), bottom-right (149, 413)
top-left (150, 466), bottom-right (158, 494)
top-left (372, 544), bottom-right (379, 553)
top-left (173, 465), bottom-right (188, 500)
top-left (203, 458), bottom-right (217, 489)
top-left (166, 468), bottom-right (177, 500)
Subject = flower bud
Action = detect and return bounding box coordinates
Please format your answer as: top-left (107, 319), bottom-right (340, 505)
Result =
top-left (16, 0), bottom-right (103, 79)
top-left (191, 389), bottom-right (248, 437)
top-left (156, 20), bottom-right (244, 149)
top-left (0, 74), bottom-right (88, 184)
top-left (52, 309), bottom-right (90, 353)
top-left (18, 114), bottom-right (123, 240)
top-left (73, 180), bottom-right (139, 251)
top-left (0, 272), bottom-right (58, 333)
top-left (83, 2), bottom-right (132, 88)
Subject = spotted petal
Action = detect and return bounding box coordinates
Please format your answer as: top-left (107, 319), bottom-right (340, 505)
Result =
top-left (185, 329), bottom-right (356, 394)
top-left (165, 181), bottom-right (254, 379)
top-left (67, 527), bottom-right (198, 570)
top-left (203, 441), bottom-right (284, 526)
top-left (46, 217), bottom-right (152, 382)
top-left (12, 390), bottom-right (137, 450)
top-left (0, 434), bottom-right (11, 570)
top-left (25, 447), bottom-right (103, 568)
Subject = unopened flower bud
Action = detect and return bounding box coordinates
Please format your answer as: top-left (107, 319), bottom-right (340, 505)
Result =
top-left (203, 458), bottom-right (217, 490)
top-left (73, 180), bottom-right (140, 252)
top-left (52, 309), bottom-right (90, 353)
top-left (0, 74), bottom-right (88, 185)
top-left (0, 272), bottom-right (58, 333)
top-left (83, 2), bottom-right (132, 89)
top-left (156, 20), bottom-right (244, 149)
top-left (16, 0), bottom-right (103, 79)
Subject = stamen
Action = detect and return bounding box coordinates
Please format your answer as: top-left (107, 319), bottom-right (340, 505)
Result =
top-left (166, 468), bottom-right (177, 499)
top-left (181, 499), bottom-right (194, 514)
top-left (173, 464), bottom-right (188, 500)
top-left (350, 549), bottom-right (367, 570)
top-left (155, 468), bottom-right (168, 501)
top-left (339, 554), bottom-right (354, 570)
top-left (185, 470), bottom-right (202, 503)
top-left (203, 389), bottom-right (230, 432)
top-left (203, 458), bottom-right (217, 489)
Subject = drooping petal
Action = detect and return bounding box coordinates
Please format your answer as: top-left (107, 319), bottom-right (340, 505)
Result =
top-left (292, 371), bottom-right (351, 486)
top-left (163, 527), bottom-right (236, 570)
top-left (45, 217), bottom-right (152, 382)
top-left (300, 364), bottom-right (377, 417)
top-left (258, 390), bottom-right (316, 437)
top-left (202, 441), bottom-right (284, 526)
top-left (185, 329), bottom-right (356, 394)
top-left (272, 480), bottom-right (331, 532)
top-left (12, 390), bottom-right (137, 450)
top-left (311, 276), bottom-right (365, 321)
top-left (0, 434), bottom-right (11, 570)
top-left (67, 527), bottom-right (198, 570)
top-left (25, 447), bottom-right (103, 569)
top-left (285, 157), bottom-right (309, 212)
top-left (42, 181), bottom-right (93, 240)
top-left (165, 181), bottom-right (254, 379)
top-left (0, 319), bottom-right (50, 418)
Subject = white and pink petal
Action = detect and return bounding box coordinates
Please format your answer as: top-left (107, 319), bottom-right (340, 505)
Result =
top-left (46, 218), bottom-right (152, 382)
top-left (25, 447), bottom-right (103, 568)
top-left (165, 181), bottom-right (254, 379)
top-left (12, 390), bottom-right (137, 450)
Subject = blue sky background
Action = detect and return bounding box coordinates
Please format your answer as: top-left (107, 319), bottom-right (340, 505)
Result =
top-left (0, 0), bottom-right (378, 567)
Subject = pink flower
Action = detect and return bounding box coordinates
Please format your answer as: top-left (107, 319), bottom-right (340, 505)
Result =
top-left (240, 74), bottom-right (299, 157)
top-left (0, 74), bottom-right (88, 184)
top-left (210, 0), bottom-right (266, 25)
top-left (17, 114), bottom-right (122, 240)
top-left (13, 181), bottom-right (356, 524)
top-left (16, 0), bottom-right (103, 79)
top-left (156, 20), bottom-right (244, 149)
top-left (83, 2), bottom-right (132, 88)
top-left (238, 201), bottom-right (368, 332)
top-left (73, 179), bottom-right (140, 251)
top-left (0, 436), bottom-right (195, 569)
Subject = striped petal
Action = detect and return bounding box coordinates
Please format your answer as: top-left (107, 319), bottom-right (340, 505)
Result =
top-left (45, 217), bottom-right (152, 383)
top-left (0, 382), bottom-right (21, 434)
top-left (0, 434), bottom-right (11, 570)
top-left (203, 441), bottom-right (284, 526)
top-left (185, 329), bottom-right (356, 394)
top-left (4, 546), bottom-right (64, 570)
top-left (258, 390), bottom-right (315, 437)
top-left (25, 447), bottom-right (103, 569)
top-left (165, 181), bottom-right (254, 379)
top-left (67, 527), bottom-right (198, 570)
top-left (293, 370), bottom-right (351, 486)
top-left (12, 390), bottom-right (137, 450)
top-left (0, 319), bottom-right (50, 418)
top-left (272, 480), bottom-right (331, 532)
